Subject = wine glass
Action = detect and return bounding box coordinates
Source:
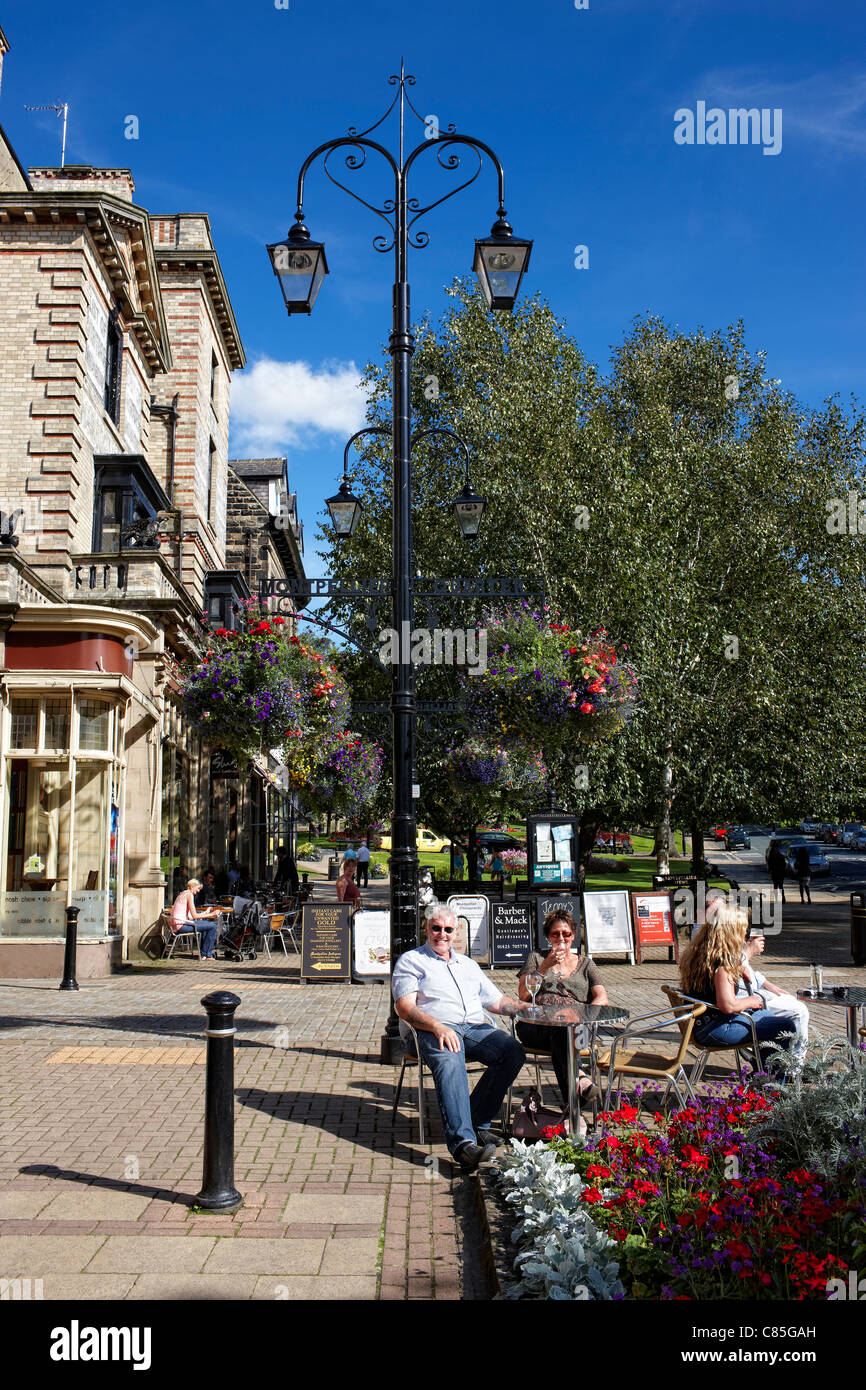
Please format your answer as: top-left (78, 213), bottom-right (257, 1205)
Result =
top-left (526, 971), bottom-right (543, 1016)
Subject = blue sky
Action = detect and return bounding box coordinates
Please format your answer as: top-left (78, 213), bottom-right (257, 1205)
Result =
top-left (2, 0), bottom-right (864, 566)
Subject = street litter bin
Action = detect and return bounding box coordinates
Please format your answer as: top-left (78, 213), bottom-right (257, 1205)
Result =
top-left (851, 891), bottom-right (866, 967)
top-left (327, 855), bottom-right (340, 882)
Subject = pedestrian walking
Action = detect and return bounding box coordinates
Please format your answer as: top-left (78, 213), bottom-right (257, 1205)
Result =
top-left (356, 840), bottom-right (371, 887)
top-left (795, 844), bottom-right (812, 904)
top-left (767, 841), bottom-right (787, 904)
top-left (453, 847), bottom-right (465, 880)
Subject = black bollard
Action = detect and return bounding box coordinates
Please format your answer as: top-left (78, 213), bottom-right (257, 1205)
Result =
top-left (194, 991), bottom-right (243, 1212)
top-left (59, 905), bottom-right (80, 991)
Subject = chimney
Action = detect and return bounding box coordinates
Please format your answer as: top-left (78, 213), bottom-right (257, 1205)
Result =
top-left (28, 165), bottom-right (136, 202)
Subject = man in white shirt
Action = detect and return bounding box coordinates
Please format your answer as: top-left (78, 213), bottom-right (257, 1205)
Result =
top-left (356, 840), bottom-right (371, 888)
top-left (391, 905), bottom-right (527, 1171)
top-left (738, 932), bottom-right (809, 1066)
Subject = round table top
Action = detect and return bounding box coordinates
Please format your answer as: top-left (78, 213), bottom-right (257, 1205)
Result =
top-left (511, 1000), bottom-right (630, 1027)
top-left (796, 986), bottom-right (866, 1006)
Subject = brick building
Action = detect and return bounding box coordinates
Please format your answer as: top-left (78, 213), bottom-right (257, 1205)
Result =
top-left (0, 33), bottom-right (305, 976)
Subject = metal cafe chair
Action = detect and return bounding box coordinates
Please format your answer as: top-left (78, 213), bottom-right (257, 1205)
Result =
top-left (661, 985), bottom-right (761, 1083)
top-left (391, 1013), bottom-right (509, 1145)
top-left (602, 1001), bottom-right (706, 1111)
top-left (160, 910), bottom-right (201, 960)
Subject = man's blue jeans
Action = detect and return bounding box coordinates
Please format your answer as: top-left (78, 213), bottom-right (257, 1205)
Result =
top-left (414, 1023), bottom-right (525, 1154)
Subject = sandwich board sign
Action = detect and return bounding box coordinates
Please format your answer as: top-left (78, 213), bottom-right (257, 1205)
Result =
top-left (582, 890), bottom-right (635, 963)
top-left (352, 910), bottom-right (391, 981)
top-left (490, 902), bottom-right (534, 968)
top-left (301, 902), bottom-right (352, 981)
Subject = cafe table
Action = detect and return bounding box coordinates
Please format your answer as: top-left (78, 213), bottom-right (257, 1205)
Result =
top-left (795, 985), bottom-right (866, 1049)
top-left (503, 998), bottom-right (630, 1136)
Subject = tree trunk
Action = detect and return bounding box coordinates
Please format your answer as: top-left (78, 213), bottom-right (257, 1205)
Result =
top-left (655, 722), bottom-right (673, 876)
top-left (691, 822), bottom-right (706, 879)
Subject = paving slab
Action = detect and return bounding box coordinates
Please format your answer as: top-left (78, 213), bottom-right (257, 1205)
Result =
top-left (0, 1192), bottom-right (54, 1219)
top-left (40, 1274), bottom-right (138, 1301)
top-left (252, 1274), bottom-right (378, 1300)
top-left (320, 1237), bottom-right (381, 1276)
top-left (204, 1238), bottom-right (325, 1275)
top-left (86, 1236), bottom-right (216, 1273)
top-left (281, 1194), bottom-right (385, 1225)
top-left (0, 1235), bottom-right (106, 1273)
top-left (38, 1190), bottom-right (152, 1221)
top-left (127, 1274), bottom-right (257, 1300)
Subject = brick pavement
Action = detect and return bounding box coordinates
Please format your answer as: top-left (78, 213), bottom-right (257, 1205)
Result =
top-left (0, 895), bottom-right (862, 1301)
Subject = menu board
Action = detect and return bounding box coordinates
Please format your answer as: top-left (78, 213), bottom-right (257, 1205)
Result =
top-left (301, 902), bottom-right (352, 981)
top-left (535, 893), bottom-right (582, 951)
top-left (447, 895), bottom-right (489, 961)
top-left (631, 891), bottom-right (679, 964)
top-left (490, 902), bottom-right (534, 967)
top-left (352, 910), bottom-right (391, 981)
top-left (582, 890), bottom-right (634, 962)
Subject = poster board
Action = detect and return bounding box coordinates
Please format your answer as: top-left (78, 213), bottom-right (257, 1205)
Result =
top-left (631, 891), bottom-right (679, 964)
top-left (582, 890), bottom-right (635, 963)
top-left (301, 901), bottom-right (352, 981)
top-left (535, 893), bottom-right (582, 952)
top-left (352, 910), bottom-right (391, 981)
top-left (527, 813), bottom-right (579, 887)
top-left (490, 902), bottom-right (534, 968)
top-left (447, 895), bottom-right (489, 962)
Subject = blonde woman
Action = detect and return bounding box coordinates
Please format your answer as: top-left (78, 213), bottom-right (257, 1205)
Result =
top-left (680, 899), bottom-right (794, 1070)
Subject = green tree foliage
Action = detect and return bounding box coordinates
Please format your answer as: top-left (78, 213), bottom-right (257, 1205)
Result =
top-left (320, 284), bottom-right (866, 861)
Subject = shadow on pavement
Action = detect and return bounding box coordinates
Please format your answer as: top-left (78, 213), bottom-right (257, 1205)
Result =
top-left (20, 1163), bottom-right (197, 1205)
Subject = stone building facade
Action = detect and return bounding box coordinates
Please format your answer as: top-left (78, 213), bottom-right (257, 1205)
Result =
top-left (0, 41), bottom-right (305, 976)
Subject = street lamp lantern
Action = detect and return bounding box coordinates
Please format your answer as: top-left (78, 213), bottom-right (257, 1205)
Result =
top-left (325, 478), bottom-right (363, 538)
top-left (473, 216), bottom-right (532, 312)
top-left (267, 219), bottom-right (329, 315)
top-left (451, 480), bottom-right (486, 540)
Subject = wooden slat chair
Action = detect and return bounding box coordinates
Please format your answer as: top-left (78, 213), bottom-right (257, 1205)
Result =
top-left (391, 1014), bottom-right (509, 1145)
top-left (160, 910), bottom-right (201, 960)
top-left (602, 1001), bottom-right (706, 1111)
top-left (661, 985), bottom-right (761, 1083)
top-left (261, 912), bottom-right (288, 958)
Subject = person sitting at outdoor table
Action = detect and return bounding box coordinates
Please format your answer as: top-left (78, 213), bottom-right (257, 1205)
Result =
top-left (392, 905), bottom-right (528, 1171)
top-left (170, 877), bottom-right (221, 961)
top-left (739, 928), bottom-right (809, 1067)
top-left (680, 898), bottom-right (795, 1071)
top-left (516, 910), bottom-right (606, 1108)
top-left (335, 857), bottom-right (362, 909)
top-left (194, 869), bottom-right (218, 909)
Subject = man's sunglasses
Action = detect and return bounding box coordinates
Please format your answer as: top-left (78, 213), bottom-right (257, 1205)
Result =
top-left (429, 925), bottom-right (455, 935)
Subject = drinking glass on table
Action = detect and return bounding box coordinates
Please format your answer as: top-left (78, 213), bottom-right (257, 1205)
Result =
top-left (525, 971), bottom-right (543, 1016)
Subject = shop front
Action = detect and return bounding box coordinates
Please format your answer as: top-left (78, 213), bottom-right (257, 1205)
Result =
top-left (0, 608), bottom-right (159, 977)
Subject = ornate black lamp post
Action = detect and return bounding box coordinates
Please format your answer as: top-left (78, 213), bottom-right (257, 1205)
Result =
top-left (268, 66), bottom-right (530, 1060)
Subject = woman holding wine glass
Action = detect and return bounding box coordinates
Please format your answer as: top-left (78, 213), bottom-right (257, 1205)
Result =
top-left (516, 910), bottom-right (608, 1109)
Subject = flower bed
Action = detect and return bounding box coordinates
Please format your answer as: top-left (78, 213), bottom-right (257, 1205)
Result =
top-left (495, 1045), bottom-right (866, 1300)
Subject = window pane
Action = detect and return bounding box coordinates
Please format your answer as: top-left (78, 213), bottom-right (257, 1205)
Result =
top-left (44, 699), bottom-right (70, 749)
top-left (74, 762), bottom-right (107, 892)
top-left (10, 699), bottom-right (39, 749)
top-left (78, 699), bottom-right (110, 751)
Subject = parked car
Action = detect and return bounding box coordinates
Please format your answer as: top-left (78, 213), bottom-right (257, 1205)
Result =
top-left (820, 823), bottom-right (839, 843)
top-left (801, 819), bottom-right (822, 836)
top-left (785, 843), bottom-right (830, 878)
top-left (711, 825), bottom-right (733, 841)
top-left (378, 827), bottom-right (453, 853)
top-left (765, 835), bottom-right (807, 867)
top-left (725, 827), bottom-right (752, 850)
top-left (841, 823), bottom-right (865, 848)
top-left (475, 830), bottom-right (526, 853)
top-left (853, 830), bottom-right (866, 852)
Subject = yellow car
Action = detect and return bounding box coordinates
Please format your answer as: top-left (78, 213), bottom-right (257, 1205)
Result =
top-left (378, 827), bottom-right (452, 853)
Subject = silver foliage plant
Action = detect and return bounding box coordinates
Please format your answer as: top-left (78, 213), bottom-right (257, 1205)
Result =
top-left (749, 1032), bottom-right (866, 1176)
top-left (495, 1140), bottom-right (625, 1300)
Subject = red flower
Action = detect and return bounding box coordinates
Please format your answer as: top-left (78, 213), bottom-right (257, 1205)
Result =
top-left (581, 1187), bottom-right (604, 1204)
top-left (579, 701), bottom-right (594, 714)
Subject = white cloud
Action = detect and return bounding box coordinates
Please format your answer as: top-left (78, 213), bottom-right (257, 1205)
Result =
top-left (699, 67), bottom-right (866, 154)
top-left (229, 357), bottom-right (368, 454)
